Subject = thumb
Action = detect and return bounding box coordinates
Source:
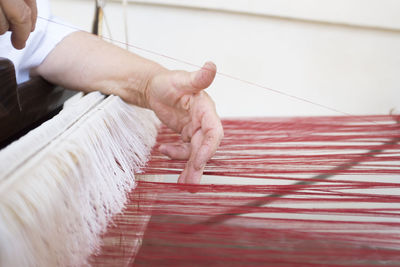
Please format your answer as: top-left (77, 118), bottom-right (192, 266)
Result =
top-left (184, 61), bottom-right (217, 93)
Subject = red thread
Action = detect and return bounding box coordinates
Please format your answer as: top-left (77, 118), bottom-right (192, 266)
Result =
top-left (90, 115), bottom-right (400, 266)
top-left (33, 15), bottom-right (400, 267)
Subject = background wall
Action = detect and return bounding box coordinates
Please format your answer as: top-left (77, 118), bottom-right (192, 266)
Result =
top-left (50, 0), bottom-right (400, 117)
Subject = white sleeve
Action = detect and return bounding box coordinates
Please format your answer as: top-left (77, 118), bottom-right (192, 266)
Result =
top-left (0, 0), bottom-right (77, 84)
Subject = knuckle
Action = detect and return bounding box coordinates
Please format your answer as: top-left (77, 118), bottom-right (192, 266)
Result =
top-left (19, 6), bottom-right (32, 24)
top-left (10, 5), bottom-right (32, 25)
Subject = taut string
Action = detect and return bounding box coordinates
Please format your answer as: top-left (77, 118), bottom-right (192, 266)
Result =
top-left (37, 15), bottom-right (369, 119)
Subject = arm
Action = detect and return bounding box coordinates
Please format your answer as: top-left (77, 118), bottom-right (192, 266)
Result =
top-left (33, 31), bottom-right (223, 184)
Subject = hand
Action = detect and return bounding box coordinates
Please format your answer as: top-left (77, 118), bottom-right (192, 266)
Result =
top-left (0, 0), bottom-right (37, 49)
top-left (33, 32), bottom-right (223, 184)
top-left (146, 62), bottom-right (223, 184)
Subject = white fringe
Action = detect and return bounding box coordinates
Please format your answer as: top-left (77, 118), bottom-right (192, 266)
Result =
top-left (0, 92), bottom-right (159, 267)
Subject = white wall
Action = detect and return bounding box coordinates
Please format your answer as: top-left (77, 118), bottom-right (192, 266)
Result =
top-left (50, 0), bottom-right (400, 117)
top-left (124, 0), bottom-right (400, 30)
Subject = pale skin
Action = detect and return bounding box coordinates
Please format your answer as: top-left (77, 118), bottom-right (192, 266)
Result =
top-left (1, 0), bottom-right (223, 184)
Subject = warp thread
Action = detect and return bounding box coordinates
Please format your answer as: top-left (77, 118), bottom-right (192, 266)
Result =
top-left (92, 115), bottom-right (400, 266)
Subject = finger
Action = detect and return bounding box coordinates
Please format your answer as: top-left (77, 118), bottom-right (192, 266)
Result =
top-left (174, 61), bottom-right (217, 94)
top-left (24, 0), bottom-right (37, 31)
top-left (0, 7), bottom-right (10, 35)
top-left (159, 143), bottom-right (191, 160)
top-left (2, 0), bottom-right (32, 49)
top-left (189, 61), bottom-right (217, 91)
top-left (193, 125), bottom-right (223, 171)
top-left (178, 130), bottom-right (203, 184)
top-left (192, 95), bottom-right (224, 170)
top-left (178, 166), bottom-right (188, 184)
top-left (181, 122), bottom-right (197, 142)
top-left (179, 93), bottom-right (223, 184)
top-left (178, 163), bottom-right (204, 185)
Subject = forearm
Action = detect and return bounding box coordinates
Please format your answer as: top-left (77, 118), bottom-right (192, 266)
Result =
top-left (33, 31), bottom-right (167, 108)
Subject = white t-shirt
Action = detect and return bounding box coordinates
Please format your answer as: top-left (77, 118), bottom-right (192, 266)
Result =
top-left (0, 0), bottom-right (76, 84)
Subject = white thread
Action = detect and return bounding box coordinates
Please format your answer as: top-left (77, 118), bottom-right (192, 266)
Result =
top-left (0, 93), bottom-right (159, 266)
top-left (0, 92), bottom-right (103, 180)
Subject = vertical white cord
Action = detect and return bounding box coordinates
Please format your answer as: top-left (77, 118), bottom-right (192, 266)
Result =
top-left (122, 0), bottom-right (130, 51)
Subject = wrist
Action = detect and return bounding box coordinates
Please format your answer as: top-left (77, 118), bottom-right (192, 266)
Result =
top-left (120, 62), bottom-right (167, 109)
top-left (140, 64), bottom-right (169, 109)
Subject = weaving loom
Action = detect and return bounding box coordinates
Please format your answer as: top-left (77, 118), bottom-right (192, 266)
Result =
top-left (1, 62), bottom-right (399, 266)
top-left (1, 2), bottom-right (400, 266)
